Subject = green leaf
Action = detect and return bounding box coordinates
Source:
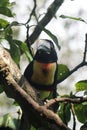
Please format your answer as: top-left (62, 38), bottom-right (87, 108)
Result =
top-left (57, 64), bottom-right (70, 81)
top-left (4, 35), bottom-right (21, 65)
top-left (60, 15), bottom-right (87, 24)
top-left (74, 104), bottom-right (87, 123)
top-left (13, 101), bottom-right (19, 106)
top-left (43, 28), bottom-right (61, 50)
top-left (10, 21), bottom-right (19, 26)
top-left (0, 0), bottom-right (10, 7)
top-left (5, 26), bottom-right (13, 36)
top-left (10, 43), bottom-right (21, 65)
top-left (0, 7), bottom-right (14, 17)
top-left (13, 40), bottom-right (33, 62)
top-left (31, 126), bottom-right (37, 130)
top-left (0, 113), bottom-right (19, 130)
top-left (58, 103), bottom-right (71, 123)
top-left (0, 0), bottom-right (16, 8)
top-left (0, 18), bottom-right (9, 29)
top-left (75, 80), bottom-right (87, 92)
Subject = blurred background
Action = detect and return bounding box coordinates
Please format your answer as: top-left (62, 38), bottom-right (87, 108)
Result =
top-left (10, 0), bottom-right (87, 94)
top-left (0, 0), bottom-right (87, 129)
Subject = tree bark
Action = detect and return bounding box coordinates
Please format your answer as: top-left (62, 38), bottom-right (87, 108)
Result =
top-left (0, 47), bottom-right (70, 130)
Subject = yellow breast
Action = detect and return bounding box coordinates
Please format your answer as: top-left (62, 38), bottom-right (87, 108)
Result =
top-left (31, 60), bottom-right (56, 86)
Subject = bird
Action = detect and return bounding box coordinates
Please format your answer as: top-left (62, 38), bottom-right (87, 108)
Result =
top-left (24, 39), bottom-right (58, 100)
top-left (20, 39), bottom-right (58, 130)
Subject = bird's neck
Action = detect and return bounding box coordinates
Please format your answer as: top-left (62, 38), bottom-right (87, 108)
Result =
top-left (31, 60), bottom-right (56, 86)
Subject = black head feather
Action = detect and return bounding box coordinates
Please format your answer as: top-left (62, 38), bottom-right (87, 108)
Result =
top-left (34, 39), bottom-right (58, 63)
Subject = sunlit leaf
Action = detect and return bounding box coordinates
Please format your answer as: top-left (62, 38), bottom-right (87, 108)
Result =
top-left (57, 64), bottom-right (70, 81)
top-left (0, 0), bottom-right (10, 7)
top-left (74, 104), bottom-right (87, 123)
top-left (60, 15), bottom-right (87, 24)
top-left (0, 19), bottom-right (9, 29)
top-left (0, 7), bottom-right (14, 17)
top-left (43, 28), bottom-right (61, 50)
top-left (75, 80), bottom-right (87, 92)
top-left (0, 113), bottom-right (19, 130)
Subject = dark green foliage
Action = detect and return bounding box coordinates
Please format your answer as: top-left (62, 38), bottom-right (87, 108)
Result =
top-left (57, 64), bottom-right (70, 81)
top-left (0, 0), bottom-right (11, 7)
top-left (0, 0), bottom-right (14, 17)
top-left (43, 28), bottom-right (60, 50)
top-left (0, 7), bottom-right (13, 17)
top-left (13, 40), bottom-right (33, 61)
top-left (0, 0), bottom-right (87, 130)
top-left (58, 103), bottom-right (71, 124)
top-left (74, 103), bottom-right (87, 123)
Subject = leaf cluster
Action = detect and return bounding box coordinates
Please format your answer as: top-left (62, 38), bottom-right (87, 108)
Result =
top-left (0, 0), bottom-right (87, 130)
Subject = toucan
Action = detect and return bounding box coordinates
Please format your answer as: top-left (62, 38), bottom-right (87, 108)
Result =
top-left (20, 39), bottom-right (58, 130)
top-left (24, 39), bottom-right (58, 100)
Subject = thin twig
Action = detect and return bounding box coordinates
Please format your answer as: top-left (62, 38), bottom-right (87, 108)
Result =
top-left (71, 104), bottom-right (76, 130)
top-left (45, 96), bottom-right (87, 108)
top-left (0, 46), bottom-right (71, 130)
top-left (26, 25), bottom-right (33, 58)
top-left (29, 0), bottom-right (64, 44)
top-left (26, 0), bottom-right (37, 25)
top-left (57, 61), bottom-right (87, 84)
top-left (83, 33), bottom-right (87, 62)
top-left (57, 33), bottom-right (87, 84)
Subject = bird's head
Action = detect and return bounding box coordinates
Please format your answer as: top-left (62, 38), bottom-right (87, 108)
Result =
top-left (34, 39), bottom-right (58, 63)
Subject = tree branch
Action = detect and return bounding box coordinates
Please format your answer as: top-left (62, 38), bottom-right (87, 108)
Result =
top-left (0, 33), bottom-right (87, 129)
top-left (0, 47), bottom-right (70, 130)
top-left (29, 0), bottom-right (64, 44)
top-left (45, 96), bottom-right (87, 109)
top-left (57, 33), bottom-right (87, 84)
top-left (83, 33), bottom-right (87, 62)
top-left (25, 0), bottom-right (37, 24)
